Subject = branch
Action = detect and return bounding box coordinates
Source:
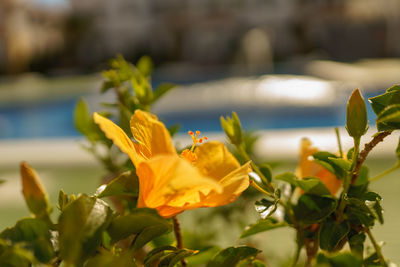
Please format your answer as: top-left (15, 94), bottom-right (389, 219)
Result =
top-left (173, 216), bottom-right (187, 267)
top-left (351, 131), bottom-right (392, 185)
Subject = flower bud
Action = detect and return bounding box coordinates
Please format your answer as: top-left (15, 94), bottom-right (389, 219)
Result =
top-left (220, 112), bottom-right (243, 145)
top-left (346, 89), bottom-right (368, 139)
top-left (20, 162), bottom-right (51, 218)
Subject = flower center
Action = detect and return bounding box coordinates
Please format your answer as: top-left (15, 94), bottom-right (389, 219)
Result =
top-left (180, 130), bottom-right (208, 163)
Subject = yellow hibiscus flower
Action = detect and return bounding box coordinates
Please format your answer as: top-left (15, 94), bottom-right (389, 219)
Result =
top-left (296, 138), bottom-right (342, 196)
top-left (94, 110), bottom-right (251, 218)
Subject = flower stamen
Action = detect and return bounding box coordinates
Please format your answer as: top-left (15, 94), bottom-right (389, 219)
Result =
top-left (181, 130), bottom-right (208, 163)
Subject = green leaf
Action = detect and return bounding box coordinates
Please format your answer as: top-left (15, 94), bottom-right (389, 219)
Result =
top-left (186, 247), bottom-right (221, 266)
top-left (144, 246), bottom-right (177, 266)
top-left (220, 112), bottom-right (243, 145)
top-left (275, 173), bottom-right (331, 197)
top-left (328, 157), bottom-right (351, 172)
top-left (396, 137), bottom-right (400, 159)
top-left (107, 208), bottom-right (172, 250)
top-left (316, 252), bottom-right (362, 267)
top-left (347, 147), bottom-right (354, 161)
top-left (376, 104), bottom-right (400, 131)
top-left (346, 198), bottom-right (375, 226)
top-left (131, 73), bottom-right (153, 105)
top-left (0, 239), bottom-right (33, 267)
top-left (57, 189), bottom-right (69, 211)
top-left (0, 218), bottom-right (54, 263)
top-left (74, 98), bottom-right (92, 136)
top-left (294, 194), bottom-right (336, 224)
top-left (313, 152), bottom-right (346, 179)
top-left (85, 250), bottom-right (136, 267)
top-left (355, 165), bottom-right (369, 186)
top-left (347, 191), bottom-right (383, 226)
top-left (275, 172), bottom-right (297, 185)
top-left (101, 80), bottom-right (115, 93)
top-left (369, 85), bottom-right (400, 131)
top-left (297, 177), bottom-right (332, 197)
top-left (159, 249), bottom-right (198, 267)
top-left (137, 56), bottom-right (153, 77)
top-left (366, 199), bottom-right (384, 225)
top-left (240, 218), bottom-right (288, 238)
top-left (313, 159), bottom-right (337, 175)
top-left (74, 98), bottom-right (102, 142)
top-left (369, 85), bottom-right (400, 116)
top-left (132, 225), bottom-right (171, 252)
top-left (319, 220), bottom-right (350, 252)
top-left (167, 124), bottom-right (181, 137)
top-left (58, 194), bottom-right (113, 265)
top-left (96, 171), bottom-right (139, 198)
top-left (348, 232), bottom-right (366, 259)
top-left (259, 164), bottom-right (272, 183)
top-left (254, 198), bottom-right (278, 218)
top-left (206, 246), bottom-right (261, 267)
top-left (119, 104), bottom-right (133, 135)
top-left (346, 89), bottom-right (368, 138)
top-left (153, 83), bottom-right (175, 103)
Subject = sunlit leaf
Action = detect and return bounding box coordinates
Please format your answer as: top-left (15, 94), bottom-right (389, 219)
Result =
top-left (85, 250), bottom-right (136, 267)
top-left (376, 104), bottom-right (400, 131)
top-left (107, 208), bottom-right (172, 250)
top-left (186, 247), bottom-right (221, 266)
top-left (328, 157), bottom-right (351, 172)
top-left (240, 218), bottom-right (288, 238)
top-left (0, 239), bottom-right (33, 267)
top-left (96, 171), bottom-right (139, 198)
top-left (137, 56), bottom-right (153, 77)
top-left (317, 252), bottom-right (362, 267)
top-left (275, 173), bottom-right (331, 197)
top-left (58, 194), bottom-right (113, 265)
top-left (0, 218), bottom-right (54, 263)
top-left (158, 249), bottom-right (198, 267)
top-left (369, 85), bottom-right (400, 116)
top-left (207, 246), bottom-right (261, 267)
top-left (144, 246), bottom-right (177, 267)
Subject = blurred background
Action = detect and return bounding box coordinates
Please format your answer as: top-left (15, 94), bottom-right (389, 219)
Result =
top-left (1, 0), bottom-right (400, 264)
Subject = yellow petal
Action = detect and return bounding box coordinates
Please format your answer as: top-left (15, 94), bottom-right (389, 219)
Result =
top-left (194, 141), bottom-right (240, 181)
top-left (201, 161), bottom-right (251, 206)
top-left (130, 110), bottom-right (176, 160)
top-left (136, 155), bottom-right (222, 211)
top-left (296, 138), bottom-right (342, 196)
top-left (93, 112), bottom-right (144, 165)
top-left (295, 138), bottom-right (319, 178)
top-left (155, 205), bottom-right (186, 218)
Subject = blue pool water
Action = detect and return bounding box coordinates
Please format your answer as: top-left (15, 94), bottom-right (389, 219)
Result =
top-left (0, 86), bottom-right (381, 140)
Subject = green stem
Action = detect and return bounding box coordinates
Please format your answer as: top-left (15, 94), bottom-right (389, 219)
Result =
top-left (290, 240), bottom-right (302, 267)
top-left (365, 228), bottom-right (387, 266)
top-left (370, 161), bottom-right (400, 183)
top-left (351, 131), bottom-right (392, 185)
top-left (237, 144), bottom-right (274, 192)
top-left (335, 127), bottom-right (343, 158)
top-left (337, 138), bottom-right (360, 222)
top-left (250, 180), bottom-right (273, 198)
